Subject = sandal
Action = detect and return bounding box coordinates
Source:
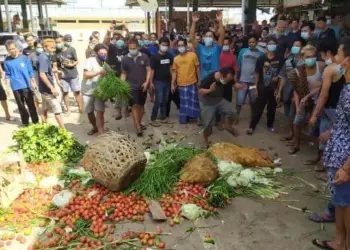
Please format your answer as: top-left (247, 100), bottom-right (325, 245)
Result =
top-left (115, 115), bottom-right (122, 120)
top-left (314, 164), bottom-right (325, 172)
top-left (312, 239), bottom-right (336, 250)
top-left (308, 213), bottom-right (335, 223)
top-left (87, 129), bottom-right (98, 136)
top-left (141, 124), bottom-right (147, 130)
top-left (136, 129), bottom-right (143, 137)
top-left (288, 147), bottom-right (300, 155)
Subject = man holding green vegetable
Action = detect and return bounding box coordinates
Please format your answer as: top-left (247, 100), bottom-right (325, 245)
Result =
top-left (121, 39), bottom-right (152, 137)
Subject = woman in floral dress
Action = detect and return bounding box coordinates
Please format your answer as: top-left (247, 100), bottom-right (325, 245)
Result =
top-left (313, 36), bottom-right (350, 250)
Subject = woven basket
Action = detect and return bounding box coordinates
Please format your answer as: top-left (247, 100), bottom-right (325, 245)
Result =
top-left (83, 132), bottom-right (147, 191)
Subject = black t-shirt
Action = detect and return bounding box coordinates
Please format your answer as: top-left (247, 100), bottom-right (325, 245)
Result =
top-left (319, 28), bottom-right (336, 41)
top-left (107, 44), bottom-right (128, 77)
top-left (22, 47), bottom-right (35, 56)
top-left (199, 72), bottom-right (224, 105)
top-left (57, 47), bottom-right (78, 79)
top-left (255, 54), bottom-right (284, 91)
top-left (150, 52), bottom-right (173, 83)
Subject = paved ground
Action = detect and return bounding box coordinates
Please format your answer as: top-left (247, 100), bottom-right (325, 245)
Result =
top-left (0, 40), bottom-right (333, 249)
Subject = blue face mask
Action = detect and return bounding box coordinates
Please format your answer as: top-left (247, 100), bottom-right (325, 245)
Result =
top-left (204, 37), bottom-right (213, 47)
top-left (129, 49), bottom-right (139, 57)
top-left (291, 46), bottom-right (300, 55)
top-left (97, 54), bottom-right (106, 61)
top-left (143, 40), bottom-right (151, 46)
top-left (222, 45), bottom-right (230, 52)
top-left (178, 47), bottom-right (186, 54)
top-left (56, 43), bottom-right (63, 50)
top-left (305, 57), bottom-right (317, 67)
top-left (36, 48), bottom-right (44, 54)
top-left (115, 40), bottom-right (125, 48)
top-left (267, 44), bottom-right (277, 52)
top-left (301, 32), bottom-right (309, 40)
top-left (326, 19), bottom-right (332, 25)
top-left (65, 42), bottom-right (72, 47)
top-left (335, 64), bottom-right (346, 75)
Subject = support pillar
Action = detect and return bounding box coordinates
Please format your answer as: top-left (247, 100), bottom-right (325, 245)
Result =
top-left (37, 0), bottom-right (44, 30)
top-left (155, 8), bottom-right (161, 38)
top-left (246, 0), bottom-right (257, 25)
top-left (29, 0), bottom-right (35, 32)
top-left (4, 0), bottom-right (12, 33)
top-left (193, 0), bottom-right (198, 12)
top-left (187, 1), bottom-right (190, 32)
top-left (0, 5), bottom-right (4, 32)
top-left (168, 0), bottom-right (173, 31)
top-left (20, 0), bottom-right (29, 30)
top-left (44, 2), bottom-right (50, 30)
top-left (147, 12), bottom-right (151, 34)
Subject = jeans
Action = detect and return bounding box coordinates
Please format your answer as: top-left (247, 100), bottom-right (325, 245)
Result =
top-left (319, 108), bottom-right (336, 150)
top-left (236, 82), bottom-right (256, 106)
top-left (151, 81), bottom-right (170, 121)
top-left (13, 88), bottom-right (39, 125)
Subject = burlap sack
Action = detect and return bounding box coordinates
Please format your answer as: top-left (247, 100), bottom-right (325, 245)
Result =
top-left (209, 143), bottom-right (273, 168)
top-left (180, 153), bottom-right (218, 186)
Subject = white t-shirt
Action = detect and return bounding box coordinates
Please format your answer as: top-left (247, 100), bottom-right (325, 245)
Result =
top-left (81, 57), bottom-right (103, 95)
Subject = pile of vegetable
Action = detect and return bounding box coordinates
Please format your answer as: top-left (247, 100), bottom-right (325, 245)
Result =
top-left (11, 124), bottom-right (85, 164)
top-left (127, 146), bottom-right (204, 199)
top-left (93, 63), bottom-right (131, 102)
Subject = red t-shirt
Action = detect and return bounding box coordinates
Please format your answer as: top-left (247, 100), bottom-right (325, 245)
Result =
top-left (220, 51), bottom-right (238, 73)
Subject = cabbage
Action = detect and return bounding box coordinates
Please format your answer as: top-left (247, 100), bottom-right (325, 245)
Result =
top-left (239, 169), bottom-right (256, 182)
top-left (273, 167), bottom-right (283, 174)
top-left (181, 204), bottom-right (205, 221)
top-left (217, 160), bottom-right (242, 176)
top-left (226, 175), bottom-right (237, 187)
top-left (235, 176), bottom-right (250, 187)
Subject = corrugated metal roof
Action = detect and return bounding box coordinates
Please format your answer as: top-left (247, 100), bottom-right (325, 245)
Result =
top-left (0, 0), bottom-right (65, 4)
top-left (126, 0), bottom-right (279, 8)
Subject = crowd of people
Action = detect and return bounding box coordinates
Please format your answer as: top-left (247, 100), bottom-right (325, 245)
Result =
top-left (0, 10), bottom-right (349, 250)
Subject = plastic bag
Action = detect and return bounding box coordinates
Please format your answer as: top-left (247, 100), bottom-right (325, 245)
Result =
top-left (68, 167), bottom-right (92, 185)
top-left (181, 204), bottom-right (204, 221)
top-left (39, 176), bottom-right (59, 189)
top-left (52, 190), bottom-right (74, 208)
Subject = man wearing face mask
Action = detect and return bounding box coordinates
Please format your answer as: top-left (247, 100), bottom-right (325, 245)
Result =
top-left (149, 37), bottom-right (173, 126)
top-left (316, 16), bottom-right (336, 42)
top-left (270, 18), bottom-right (291, 59)
top-left (134, 33), bottom-right (151, 58)
top-left (148, 33), bottom-right (159, 56)
top-left (279, 39), bottom-right (305, 142)
top-left (247, 38), bottom-right (284, 135)
top-left (219, 37), bottom-right (238, 103)
top-left (257, 27), bottom-right (269, 51)
top-left (269, 18), bottom-right (277, 35)
top-left (121, 39), bottom-right (151, 136)
top-left (300, 22), bottom-right (319, 48)
top-left (286, 18), bottom-right (301, 46)
top-left (57, 34), bottom-right (82, 114)
top-left (198, 67), bottom-right (238, 148)
top-left (190, 11), bottom-right (225, 81)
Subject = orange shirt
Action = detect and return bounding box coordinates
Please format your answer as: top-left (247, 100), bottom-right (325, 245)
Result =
top-left (172, 52), bottom-right (199, 87)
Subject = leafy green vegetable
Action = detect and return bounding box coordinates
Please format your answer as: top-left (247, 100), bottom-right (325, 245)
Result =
top-left (11, 124), bottom-right (85, 164)
top-left (93, 63), bottom-right (131, 102)
top-left (207, 178), bottom-right (237, 208)
top-left (126, 146), bottom-right (204, 198)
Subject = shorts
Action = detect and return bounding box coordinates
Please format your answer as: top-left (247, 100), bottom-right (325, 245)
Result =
top-left (61, 78), bottom-right (80, 93)
top-left (0, 84), bottom-right (7, 101)
top-left (201, 99), bottom-right (236, 133)
top-left (283, 102), bottom-right (295, 121)
top-left (41, 93), bottom-right (62, 114)
top-left (131, 89), bottom-right (147, 106)
top-left (293, 103), bottom-right (314, 126)
top-left (236, 82), bottom-right (256, 106)
top-left (83, 95), bottom-right (105, 113)
top-left (319, 108), bottom-right (336, 150)
top-left (328, 167), bottom-right (350, 207)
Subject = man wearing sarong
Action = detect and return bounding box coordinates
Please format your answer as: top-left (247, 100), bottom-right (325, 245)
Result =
top-left (171, 38), bottom-right (200, 124)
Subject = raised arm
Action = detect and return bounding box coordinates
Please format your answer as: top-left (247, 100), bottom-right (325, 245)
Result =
top-left (190, 12), bottom-right (200, 49)
top-left (217, 11), bottom-right (225, 47)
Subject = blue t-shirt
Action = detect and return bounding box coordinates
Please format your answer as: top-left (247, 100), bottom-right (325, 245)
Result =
top-left (197, 43), bottom-right (221, 80)
top-left (4, 55), bottom-right (34, 91)
top-left (37, 53), bottom-right (55, 94)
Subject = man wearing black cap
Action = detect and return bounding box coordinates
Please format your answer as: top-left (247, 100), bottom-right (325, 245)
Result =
top-left (57, 34), bottom-right (83, 113)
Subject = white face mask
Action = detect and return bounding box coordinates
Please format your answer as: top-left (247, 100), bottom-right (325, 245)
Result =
top-left (220, 78), bottom-right (227, 85)
top-left (160, 45), bottom-right (168, 53)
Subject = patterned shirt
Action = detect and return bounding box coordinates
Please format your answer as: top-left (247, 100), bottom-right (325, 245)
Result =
top-left (323, 82), bottom-right (350, 169)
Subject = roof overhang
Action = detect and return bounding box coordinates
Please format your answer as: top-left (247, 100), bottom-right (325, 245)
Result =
top-left (126, 0), bottom-right (279, 8)
top-left (0, 0), bottom-right (65, 5)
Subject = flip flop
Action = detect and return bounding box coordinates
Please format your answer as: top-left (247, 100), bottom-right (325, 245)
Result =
top-left (312, 239), bottom-right (336, 250)
top-left (308, 213), bottom-right (335, 223)
top-left (87, 129), bottom-right (98, 136)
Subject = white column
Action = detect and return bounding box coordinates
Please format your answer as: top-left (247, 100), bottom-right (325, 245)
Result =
top-left (164, 0), bottom-right (167, 30)
top-left (4, 0), bottom-right (12, 33)
top-left (241, 0), bottom-right (246, 35)
top-left (29, 0), bottom-right (34, 32)
top-left (187, 1), bottom-right (190, 32)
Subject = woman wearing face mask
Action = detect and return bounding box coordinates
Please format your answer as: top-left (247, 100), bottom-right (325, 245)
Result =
top-left (278, 39), bottom-right (305, 143)
top-left (312, 36), bottom-right (350, 250)
top-left (287, 45), bottom-right (325, 155)
top-left (198, 67), bottom-right (238, 148)
top-left (190, 11), bottom-right (225, 81)
top-left (82, 44), bottom-right (108, 136)
top-left (247, 38), bottom-right (284, 135)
